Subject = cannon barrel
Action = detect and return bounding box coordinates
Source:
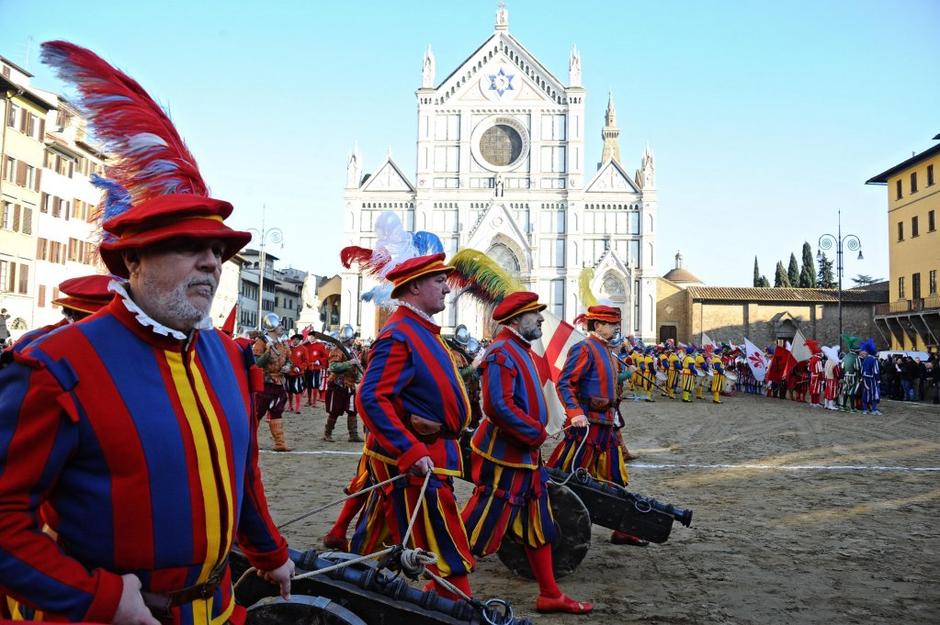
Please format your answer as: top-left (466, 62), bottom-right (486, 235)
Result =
top-left (544, 467), bottom-right (693, 542)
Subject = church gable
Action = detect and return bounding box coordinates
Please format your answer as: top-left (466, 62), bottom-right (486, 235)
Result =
top-left (361, 158), bottom-right (415, 193)
top-left (435, 32), bottom-right (567, 107)
top-left (585, 159), bottom-right (641, 194)
top-left (466, 200), bottom-right (530, 255)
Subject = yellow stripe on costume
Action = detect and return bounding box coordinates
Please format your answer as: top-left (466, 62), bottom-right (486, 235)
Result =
top-left (468, 464), bottom-right (502, 546)
top-left (166, 351), bottom-right (223, 583)
top-left (190, 359), bottom-right (236, 557)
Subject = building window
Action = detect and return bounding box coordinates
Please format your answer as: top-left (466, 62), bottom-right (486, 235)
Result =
top-left (36, 237), bottom-right (48, 261)
top-left (930, 270), bottom-right (937, 295)
top-left (17, 263), bottom-right (28, 294)
top-left (2, 156), bottom-right (13, 183)
top-left (896, 179), bottom-right (903, 200)
top-left (910, 172), bottom-right (918, 193)
top-left (912, 215), bottom-right (919, 237)
top-left (928, 164), bottom-right (935, 187)
top-left (551, 279), bottom-right (564, 318)
top-left (6, 103), bottom-right (19, 128)
top-left (897, 221), bottom-right (904, 241)
top-left (898, 276), bottom-right (905, 299)
top-left (912, 272), bottom-right (922, 300)
top-left (0, 261), bottom-right (8, 292)
top-left (37, 284), bottom-right (46, 307)
top-left (929, 210), bottom-right (936, 232)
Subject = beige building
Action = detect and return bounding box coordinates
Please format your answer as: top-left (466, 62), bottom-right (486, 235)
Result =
top-left (866, 134), bottom-right (940, 351)
top-left (656, 252), bottom-right (887, 347)
top-left (2, 56), bottom-right (55, 335)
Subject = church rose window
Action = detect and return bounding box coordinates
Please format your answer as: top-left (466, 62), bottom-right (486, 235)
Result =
top-left (479, 124), bottom-right (523, 167)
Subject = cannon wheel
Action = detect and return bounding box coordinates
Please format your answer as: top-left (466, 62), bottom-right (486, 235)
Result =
top-left (247, 595), bottom-right (367, 625)
top-left (496, 481), bottom-right (591, 579)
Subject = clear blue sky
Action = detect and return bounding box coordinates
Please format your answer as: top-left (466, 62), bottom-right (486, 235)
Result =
top-left (2, 0), bottom-right (938, 286)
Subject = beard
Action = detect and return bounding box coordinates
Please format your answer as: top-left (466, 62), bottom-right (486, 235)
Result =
top-left (141, 273), bottom-right (218, 329)
top-left (519, 321), bottom-right (543, 341)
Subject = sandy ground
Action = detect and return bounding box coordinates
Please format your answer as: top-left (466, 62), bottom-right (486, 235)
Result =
top-left (257, 392), bottom-right (940, 625)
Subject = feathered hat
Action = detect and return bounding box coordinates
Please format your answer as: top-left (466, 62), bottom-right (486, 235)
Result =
top-left (446, 248), bottom-right (523, 308)
top-left (41, 41), bottom-right (251, 278)
top-left (858, 338), bottom-right (877, 355)
top-left (842, 335), bottom-right (861, 351)
top-left (804, 338), bottom-right (822, 355)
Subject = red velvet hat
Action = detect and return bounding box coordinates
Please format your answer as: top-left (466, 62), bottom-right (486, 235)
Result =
top-left (98, 194), bottom-right (251, 277)
top-left (493, 291), bottom-right (545, 324)
top-left (52, 274), bottom-right (114, 314)
top-left (585, 305), bottom-right (621, 324)
top-left (388, 253), bottom-right (453, 298)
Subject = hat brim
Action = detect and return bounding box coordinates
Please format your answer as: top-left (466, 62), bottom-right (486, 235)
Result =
top-left (52, 295), bottom-right (112, 315)
top-left (99, 219), bottom-right (251, 278)
top-left (494, 301), bottom-right (546, 324)
top-left (390, 266), bottom-right (454, 298)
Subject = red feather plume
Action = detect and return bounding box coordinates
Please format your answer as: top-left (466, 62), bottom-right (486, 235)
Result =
top-left (339, 246), bottom-right (389, 276)
top-left (41, 41), bottom-right (208, 205)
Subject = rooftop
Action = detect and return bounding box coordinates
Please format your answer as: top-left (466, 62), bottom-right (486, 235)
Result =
top-left (866, 136), bottom-right (940, 184)
top-left (686, 285), bottom-right (888, 304)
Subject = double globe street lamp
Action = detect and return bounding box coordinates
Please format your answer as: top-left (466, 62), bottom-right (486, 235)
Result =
top-left (246, 205), bottom-right (284, 331)
top-left (818, 209), bottom-right (863, 351)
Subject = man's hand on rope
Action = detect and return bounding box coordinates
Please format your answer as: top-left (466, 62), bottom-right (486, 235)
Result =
top-left (113, 574), bottom-right (160, 625)
top-left (410, 455), bottom-right (434, 476)
top-left (258, 558), bottom-right (295, 599)
top-left (570, 414), bottom-right (589, 428)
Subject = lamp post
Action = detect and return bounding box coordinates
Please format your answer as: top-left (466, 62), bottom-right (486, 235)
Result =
top-left (246, 205), bottom-right (283, 331)
top-left (817, 209), bottom-right (863, 351)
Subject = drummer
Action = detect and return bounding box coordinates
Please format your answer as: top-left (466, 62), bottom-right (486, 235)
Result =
top-left (461, 292), bottom-right (592, 614)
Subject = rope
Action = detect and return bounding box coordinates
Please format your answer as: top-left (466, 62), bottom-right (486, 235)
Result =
top-left (401, 471), bottom-right (432, 548)
top-left (548, 424), bottom-right (591, 488)
top-left (277, 473), bottom-right (407, 530)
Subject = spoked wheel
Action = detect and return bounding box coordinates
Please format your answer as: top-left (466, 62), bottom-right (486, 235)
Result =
top-left (496, 481), bottom-right (591, 579)
top-left (246, 595), bottom-right (366, 625)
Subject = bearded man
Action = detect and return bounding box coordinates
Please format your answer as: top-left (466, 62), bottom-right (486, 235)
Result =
top-left (461, 292), bottom-right (592, 614)
top-left (0, 40), bottom-right (292, 625)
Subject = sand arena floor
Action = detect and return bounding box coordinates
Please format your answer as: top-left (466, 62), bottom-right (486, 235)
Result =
top-left (257, 392), bottom-right (940, 625)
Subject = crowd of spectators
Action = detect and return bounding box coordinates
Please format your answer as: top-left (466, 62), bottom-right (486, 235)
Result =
top-left (881, 353), bottom-right (940, 404)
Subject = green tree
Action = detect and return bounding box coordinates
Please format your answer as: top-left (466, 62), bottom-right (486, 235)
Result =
top-left (759, 275), bottom-right (770, 287)
top-left (753, 256), bottom-right (761, 287)
top-left (774, 261), bottom-right (790, 287)
top-left (851, 274), bottom-right (882, 287)
top-left (787, 253), bottom-right (800, 286)
top-left (818, 253), bottom-right (835, 288)
top-left (800, 242), bottom-right (817, 287)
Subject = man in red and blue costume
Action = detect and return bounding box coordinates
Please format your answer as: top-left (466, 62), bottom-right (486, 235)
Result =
top-left (0, 40), bottom-right (293, 625)
top-left (462, 292), bottom-right (592, 614)
top-left (350, 253), bottom-right (475, 600)
top-left (547, 304), bottom-right (649, 547)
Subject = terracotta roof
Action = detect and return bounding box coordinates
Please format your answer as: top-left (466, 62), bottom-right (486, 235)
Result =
top-left (662, 267), bottom-right (702, 283)
top-left (685, 286), bottom-right (887, 304)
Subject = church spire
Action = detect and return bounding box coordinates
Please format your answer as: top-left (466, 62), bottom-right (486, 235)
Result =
top-left (599, 90), bottom-right (621, 166)
top-left (421, 44), bottom-right (435, 88)
top-left (568, 45), bottom-right (582, 87)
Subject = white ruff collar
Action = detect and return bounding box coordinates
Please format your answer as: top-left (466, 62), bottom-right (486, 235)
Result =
top-left (504, 325), bottom-right (530, 344)
top-left (397, 300), bottom-right (437, 325)
top-left (109, 280), bottom-right (212, 341)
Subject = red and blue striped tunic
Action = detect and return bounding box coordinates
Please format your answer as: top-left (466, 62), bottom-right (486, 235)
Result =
top-left (355, 306), bottom-right (471, 476)
top-left (471, 328), bottom-right (549, 469)
top-left (556, 335), bottom-right (618, 425)
top-left (0, 298), bottom-right (288, 624)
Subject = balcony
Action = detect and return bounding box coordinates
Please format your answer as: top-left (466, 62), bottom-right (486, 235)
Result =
top-left (875, 295), bottom-right (940, 315)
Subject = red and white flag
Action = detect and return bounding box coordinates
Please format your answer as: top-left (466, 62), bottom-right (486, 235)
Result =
top-left (531, 311), bottom-right (585, 435)
top-left (744, 338), bottom-right (769, 382)
top-left (789, 328), bottom-right (812, 363)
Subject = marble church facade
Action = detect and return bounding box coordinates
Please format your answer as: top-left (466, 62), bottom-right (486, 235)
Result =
top-left (341, 6), bottom-right (658, 340)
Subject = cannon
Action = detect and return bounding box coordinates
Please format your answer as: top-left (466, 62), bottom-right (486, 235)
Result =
top-left (232, 547), bottom-right (533, 625)
top-left (459, 434), bottom-right (693, 579)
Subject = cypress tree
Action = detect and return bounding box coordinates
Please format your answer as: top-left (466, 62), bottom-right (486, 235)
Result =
top-left (787, 253), bottom-right (800, 286)
top-left (800, 242), bottom-right (817, 287)
top-left (774, 261), bottom-right (790, 287)
top-left (818, 253), bottom-right (835, 288)
top-left (753, 257), bottom-right (761, 287)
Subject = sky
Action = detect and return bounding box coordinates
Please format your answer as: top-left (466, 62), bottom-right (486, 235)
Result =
top-left (2, 0), bottom-right (938, 286)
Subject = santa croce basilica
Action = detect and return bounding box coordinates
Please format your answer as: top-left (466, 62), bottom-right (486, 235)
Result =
top-left (341, 5), bottom-right (658, 340)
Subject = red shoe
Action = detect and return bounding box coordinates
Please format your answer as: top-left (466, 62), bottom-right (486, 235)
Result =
top-left (322, 533), bottom-right (349, 551)
top-left (611, 530), bottom-right (649, 547)
top-left (536, 593), bottom-right (593, 614)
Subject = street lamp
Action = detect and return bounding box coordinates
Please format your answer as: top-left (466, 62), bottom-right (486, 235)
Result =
top-left (817, 209), bottom-right (863, 351)
top-left (246, 204), bottom-right (283, 331)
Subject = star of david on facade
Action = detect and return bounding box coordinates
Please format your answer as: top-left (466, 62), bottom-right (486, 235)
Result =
top-left (487, 68), bottom-right (514, 96)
